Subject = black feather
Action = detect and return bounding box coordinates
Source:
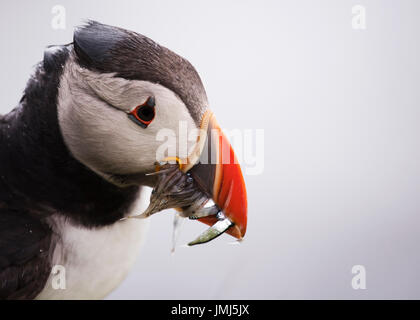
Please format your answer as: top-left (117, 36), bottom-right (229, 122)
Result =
top-left (0, 21), bottom-right (208, 299)
top-left (0, 208), bottom-right (53, 299)
top-left (74, 21), bottom-right (127, 65)
top-left (0, 40), bottom-right (139, 228)
top-left (73, 20), bottom-right (208, 124)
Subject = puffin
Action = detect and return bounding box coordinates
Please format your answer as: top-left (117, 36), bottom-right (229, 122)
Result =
top-left (0, 21), bottom-right (247, 300)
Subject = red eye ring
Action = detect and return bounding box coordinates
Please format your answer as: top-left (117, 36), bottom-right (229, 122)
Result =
top-left (128, 97), bottom-right (155, 128)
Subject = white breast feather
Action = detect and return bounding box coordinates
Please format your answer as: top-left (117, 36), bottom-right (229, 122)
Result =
top-left (36, 188), bottom-right (151, 300)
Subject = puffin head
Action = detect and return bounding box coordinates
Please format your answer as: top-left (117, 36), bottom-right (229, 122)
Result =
top-left (56, 21), bottom-right (247, 243)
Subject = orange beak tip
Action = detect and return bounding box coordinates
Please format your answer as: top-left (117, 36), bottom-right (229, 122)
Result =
top-left (184, 111), bottom-right (248, 244)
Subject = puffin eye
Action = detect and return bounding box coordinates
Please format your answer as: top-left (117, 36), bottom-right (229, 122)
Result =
top-left (128, 97), bottom-right (156, 128)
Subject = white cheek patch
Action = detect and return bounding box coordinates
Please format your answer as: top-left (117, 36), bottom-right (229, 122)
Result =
top-left (81, 68), bottom-right (153, 113)
top-left (57, 54), bottom-right (200, 179)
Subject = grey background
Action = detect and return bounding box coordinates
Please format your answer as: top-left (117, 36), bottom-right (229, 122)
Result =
top-left (1, 0), bottom-right (419, 299)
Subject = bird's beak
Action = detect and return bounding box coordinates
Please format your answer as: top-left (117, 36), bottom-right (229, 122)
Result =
top-left (180, 111), bottom-right (248, 243)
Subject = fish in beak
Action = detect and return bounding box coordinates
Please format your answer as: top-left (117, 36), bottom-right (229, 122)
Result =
top-left (137, 111), bottom-right (247, 246)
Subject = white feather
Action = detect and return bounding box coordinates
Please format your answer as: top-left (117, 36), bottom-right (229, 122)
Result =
top-left (36, 188), bottom-right (152, 300)
top-left (57, 54), bottom-right (199, 179)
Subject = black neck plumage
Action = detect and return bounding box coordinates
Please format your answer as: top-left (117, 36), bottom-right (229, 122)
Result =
top-left (0, 47), bottom-right (139, 227)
